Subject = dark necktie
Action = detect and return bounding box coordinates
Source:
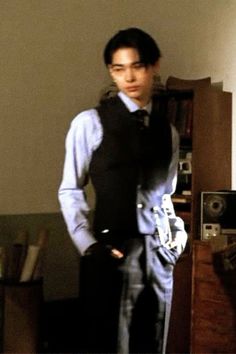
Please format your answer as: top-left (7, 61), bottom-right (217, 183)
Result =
top-left (131, 109), bottom-right (149, 129)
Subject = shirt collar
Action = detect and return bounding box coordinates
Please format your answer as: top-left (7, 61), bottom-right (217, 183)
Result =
top-left (118, 91), bottom-right (152, 114)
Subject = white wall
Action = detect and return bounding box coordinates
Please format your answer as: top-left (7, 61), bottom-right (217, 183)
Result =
top-left (1, 0), bottom-right (236, 215)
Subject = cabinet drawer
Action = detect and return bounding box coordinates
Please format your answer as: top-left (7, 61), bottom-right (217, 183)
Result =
top-left (192, 298), bottom-right (235, 327)
top-left (191, 323), bottom-right (236, 354)
top-left (193, 241), bottom-right (212, 263)
top-left (194, 261), bottom-right (219, 282)
top-left (193, 279), bottom-right (231, 303)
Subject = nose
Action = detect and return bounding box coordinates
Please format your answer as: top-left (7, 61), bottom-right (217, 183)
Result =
top-left (125, 67), bottom-right (135, 82)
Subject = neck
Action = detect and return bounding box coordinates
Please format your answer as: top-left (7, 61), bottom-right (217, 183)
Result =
top-left (131, 96), bottom-right (151, 108)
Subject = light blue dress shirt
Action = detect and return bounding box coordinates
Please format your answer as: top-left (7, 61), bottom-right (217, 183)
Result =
top-left (58, 92), bottom-right (187, 255)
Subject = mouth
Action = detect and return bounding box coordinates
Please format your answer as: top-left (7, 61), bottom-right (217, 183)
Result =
top-left (125, 86), bottom-right (140, 92)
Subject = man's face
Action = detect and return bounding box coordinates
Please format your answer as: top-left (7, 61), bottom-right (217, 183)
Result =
top-left (108, 47), bottom-right (159, 107)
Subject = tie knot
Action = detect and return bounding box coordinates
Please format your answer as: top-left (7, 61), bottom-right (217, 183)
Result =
top-left (131, 109), bottom-right (149, 129)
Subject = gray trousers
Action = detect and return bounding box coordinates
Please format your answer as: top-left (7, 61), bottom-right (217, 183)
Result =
top-left (79, 234), bottom-right (175, 354)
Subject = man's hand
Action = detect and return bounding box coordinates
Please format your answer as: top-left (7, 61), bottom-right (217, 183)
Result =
top-left (111, 248), bottom-right (124, 259)
top-left (84, 243), bottom-right (124, 260)
top-left (157, 244), bottom-right (179, 266)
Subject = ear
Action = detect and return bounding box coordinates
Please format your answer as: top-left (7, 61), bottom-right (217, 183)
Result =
top-left (154, 59), bottom-right (160, 74)
top-left (108, 65), bottom-right (114, 78)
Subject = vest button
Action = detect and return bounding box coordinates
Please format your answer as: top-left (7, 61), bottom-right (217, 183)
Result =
top-left (101, 229), bottom-right (110, 234)
top-left (137, 203), bottom-right (144, 209)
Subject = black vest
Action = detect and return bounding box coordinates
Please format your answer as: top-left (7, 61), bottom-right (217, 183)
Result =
top-left (89, 95), bottom-right (172, 239)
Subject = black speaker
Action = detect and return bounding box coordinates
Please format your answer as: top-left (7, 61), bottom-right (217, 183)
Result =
top-left (201, 191), bottom-right (236, 240)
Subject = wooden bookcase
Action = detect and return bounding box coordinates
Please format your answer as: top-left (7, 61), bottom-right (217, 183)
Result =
top-left (166, 76), bottom-right (231, 242)
top-left (165, 76), bottom-right (232, 353)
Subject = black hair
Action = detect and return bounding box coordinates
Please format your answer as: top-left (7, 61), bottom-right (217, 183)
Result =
top-left (103, 27), bottom-right (161, 66)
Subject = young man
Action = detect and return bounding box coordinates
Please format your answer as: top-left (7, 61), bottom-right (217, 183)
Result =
top-left (58, 28), bottom-right (187, 354)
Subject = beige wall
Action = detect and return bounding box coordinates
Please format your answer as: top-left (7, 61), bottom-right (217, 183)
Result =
top-left (1, 0), bottom-right (236, 216)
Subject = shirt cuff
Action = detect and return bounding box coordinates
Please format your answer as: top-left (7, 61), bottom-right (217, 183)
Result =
top-left (70, 228), bottom-right (97, 255)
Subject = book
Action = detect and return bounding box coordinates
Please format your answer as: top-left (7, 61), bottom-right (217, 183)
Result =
top-left (32, 229), bottom-right (49, 280)
top-left (167, 97), bottom-right (178, 125)
top-left (19, 229), bottom-right (49, 282)
top-left (0, 247), bottom-right (6, 280)
top-left (5, 230), bottom-right (29, 281)
top-left (182, 190), bottom-right (192, 196)
top-left (14, 230), bottom-right (29, 280)
top-left (185, 100), bottom-right (193, 137)
top-left (167, 95), bottom-right (193, 137)
top-left (19, 245), bottom-right (40, 282)
top-left (172, 194), bottom-right (191, 203)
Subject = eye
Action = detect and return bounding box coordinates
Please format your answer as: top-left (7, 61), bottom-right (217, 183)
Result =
top-left (133, 63), bottom-right (145, 69)
top-left (112, 66), bottom-right (124, 73)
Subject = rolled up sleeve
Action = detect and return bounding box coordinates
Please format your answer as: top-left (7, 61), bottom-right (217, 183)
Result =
top-left (58, 110), bottom-right (102, 255)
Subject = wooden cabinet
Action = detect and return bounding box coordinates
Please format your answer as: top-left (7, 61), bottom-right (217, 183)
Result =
top-left (166, 76), bottom-right (232, 240)
top-left (191, 241), bottom-right (236, 353)
top-left (165, 77), bottom-right (232, 353)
